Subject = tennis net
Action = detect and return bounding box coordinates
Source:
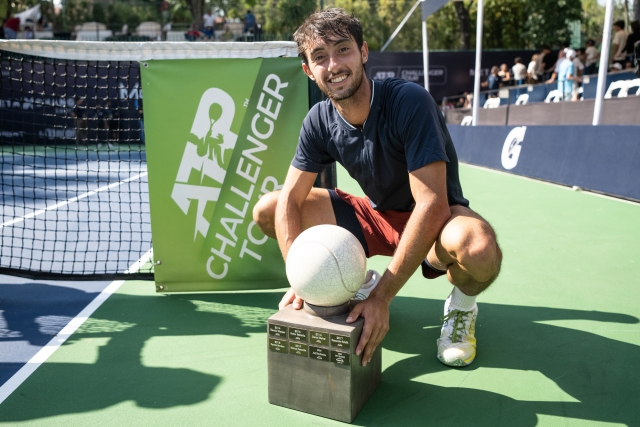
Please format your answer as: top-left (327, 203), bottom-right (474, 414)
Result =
top-left (0, 40), bottom-right (311, 281)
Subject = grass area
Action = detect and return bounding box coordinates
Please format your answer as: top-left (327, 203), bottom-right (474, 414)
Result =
top-left (0, 164), bottom-right (638, 426)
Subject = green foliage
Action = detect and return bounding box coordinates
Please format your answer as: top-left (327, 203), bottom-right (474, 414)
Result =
top-left (524, 0), bottom-right (583, 47)
top-left (92, 3), bottom-right (106, 24)
top-left (261, 0), bottom-right (316, 37)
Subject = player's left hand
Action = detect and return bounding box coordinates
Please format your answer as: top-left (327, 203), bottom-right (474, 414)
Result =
top-left (346, 296), bottom-right (390, 366)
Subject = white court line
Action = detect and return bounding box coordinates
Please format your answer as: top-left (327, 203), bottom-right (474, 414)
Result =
top-left (0, 248), bottom-right (154, 405)
top-left (0, 172), bottom-right (148, 229)
top-left (462, 163), bottom-right (640, 206)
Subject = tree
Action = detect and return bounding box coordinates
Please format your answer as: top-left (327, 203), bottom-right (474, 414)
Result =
top-left (524, 0), bottom-right (582, 47)
top-left (453, 1), bottom-right (473, 50)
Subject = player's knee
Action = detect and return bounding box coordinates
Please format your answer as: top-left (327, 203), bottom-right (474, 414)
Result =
top-left (442, 221), bottom-right (501, 283)
top-left (252, 191), bottom-right (279, 233)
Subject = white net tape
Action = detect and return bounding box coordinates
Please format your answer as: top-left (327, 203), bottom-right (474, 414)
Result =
top-left (0, 40), bottom-right (299, 61)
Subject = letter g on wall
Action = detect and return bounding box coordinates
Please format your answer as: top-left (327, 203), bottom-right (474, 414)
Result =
top-left (501, 126), bottom-right (526, 170)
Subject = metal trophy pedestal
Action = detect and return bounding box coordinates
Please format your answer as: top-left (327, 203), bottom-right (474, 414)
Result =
top-left (267, 301), bottom-right (382, 423)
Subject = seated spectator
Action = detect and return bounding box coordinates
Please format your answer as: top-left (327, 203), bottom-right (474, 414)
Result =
top-left (464, 93), bottom-right (472, 108)
top-left (220, 25), bottom-right (234, 41)
top-left (512, 57), bottom-right (527, 86)
top-left (202, 8), bottom-right (216, 40)
top-left (527, 54), bottom-right (538, 83)
top-left (584, 39), bottom-right (599, 75)
top-left (24, 26), bottom-right (34, 39)
top-left (185, 24), bottom-right (202, 41)
top-left (481, 66), bottom-right (502, 97)
top-left (244, 10), bottom-right (256, 34)
top-left (4, 17), bottom-right (20, 39)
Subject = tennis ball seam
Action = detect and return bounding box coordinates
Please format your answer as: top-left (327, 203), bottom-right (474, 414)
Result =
top-left (290, 240), bottom-right (351, 294)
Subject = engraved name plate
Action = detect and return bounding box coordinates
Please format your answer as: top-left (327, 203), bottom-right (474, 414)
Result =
top-left (269, 338), bottom-right (287, 353)
top-left (289, 327), bottom-right (308, 342)
top-left (330, 334), bottom-right (350, 349)
top-left (331, 350), bottom-right (351, 366)
top-left (309, 330), bottom-right (329, 346)
top-left (309, 346), bottom-right (330, 362)
top-left (290, 342), bottom-right (308, 357)
top-left (268, 324), bottom-right (287, 338)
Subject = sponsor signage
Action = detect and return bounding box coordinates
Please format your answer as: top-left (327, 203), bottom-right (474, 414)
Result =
top-left (142, 58), bottom-right (308, 291)
top-left (448, 124), bottom-right (640, 202)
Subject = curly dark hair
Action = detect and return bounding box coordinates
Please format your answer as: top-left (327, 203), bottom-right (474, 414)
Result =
top-left (293, 8), bottom-right (364, 65)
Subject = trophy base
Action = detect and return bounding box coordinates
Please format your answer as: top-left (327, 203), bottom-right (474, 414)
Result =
top-left (267, 303), bottom-right (381, 423)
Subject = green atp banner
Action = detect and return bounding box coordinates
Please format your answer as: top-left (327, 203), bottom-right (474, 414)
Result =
top-left (142, 58), bottom-right (308, 291)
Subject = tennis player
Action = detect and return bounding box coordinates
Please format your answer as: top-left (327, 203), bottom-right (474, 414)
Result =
top-left (253, 8), bottom-right (502, 367)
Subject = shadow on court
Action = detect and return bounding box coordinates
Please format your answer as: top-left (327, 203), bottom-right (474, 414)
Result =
top-left (358, 296), bottom-right (640, 426)
top-left (0, 291), bottom-right (638, 425)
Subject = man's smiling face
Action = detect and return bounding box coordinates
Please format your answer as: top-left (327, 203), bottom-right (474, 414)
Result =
top-left (302, 37), bottom-right (368, 101)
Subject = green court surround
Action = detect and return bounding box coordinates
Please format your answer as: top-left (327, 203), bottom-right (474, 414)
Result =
top-left (1, 164), bottom-right (638, 426)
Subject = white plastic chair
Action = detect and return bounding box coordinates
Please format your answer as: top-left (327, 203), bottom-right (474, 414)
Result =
top-left (483, 98), bottom-right (501, 109)
top-left (460, 116), bottom-right (473, 126)
top-left (604, 80), bottom-right (628, 99)
top-left (515, 94), bottom-right (529, 105)
top-left (626, 78), bottom-right (640, 96)
top-left (544, 90), bottom-right (563, 103)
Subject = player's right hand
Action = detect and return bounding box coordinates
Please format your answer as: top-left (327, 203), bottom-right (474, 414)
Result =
top-left (279, 288), bottom-right (304, 310)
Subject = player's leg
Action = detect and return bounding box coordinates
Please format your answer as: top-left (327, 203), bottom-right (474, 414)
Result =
top-left (252, 188), bottom-right (336, 239)
top-left (426, 205), bottom-right (502, 295)
top-left (424, 205), bottom-right (502, 367)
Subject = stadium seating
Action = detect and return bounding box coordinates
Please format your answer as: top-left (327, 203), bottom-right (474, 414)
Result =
top-left (544, 90), bottom-right (563, 103)
top-left (515, 94), bottom-right (529, 105)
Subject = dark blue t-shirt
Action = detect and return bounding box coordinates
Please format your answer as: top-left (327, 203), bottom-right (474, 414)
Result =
top-left (291, 78), bottom-right (468, 212)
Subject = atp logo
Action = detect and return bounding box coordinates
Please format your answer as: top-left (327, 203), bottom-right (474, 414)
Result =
top-left (501, 126), bottom-right (526, 170)
top-left (171, 88), bottom-right (238, 240)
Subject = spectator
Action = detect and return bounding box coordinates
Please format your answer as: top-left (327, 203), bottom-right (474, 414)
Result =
top-left (536, 45), bottom-right (551, 81)
top-left (498, 63), bottom-right (511, 83)
top-left (545, 49), bottom-right (566, 84)
top-left (244, 10), bottom-right (256, 34)
top-left (481, 66), bottom-right (502, 97)
top-left (584, 39), bottom-right (599, 75)
top-left (203, 8), bottom-right (216, 40)
top-left (512, 57), bottom-right (527, 86)
top-left (557, 50), bottom-right (575, 101)
top-left (527, 54), bottom-right (538, 83)
top-left (463, 93), bottom-right (472, 108)
top-left (567, 49), bottom-right (584, 101)
top-left (23, 26), bottom-right (34, 39)
top-left (624, 21), bottom-right (640, 62)
top-left (577, 47), bottom-right (587, 66)
top-left (4, 17), bottom-right (20, 39)
top-left (611, 20), bottom-right (628, 68)
top-left (185, 23), bottom-right (202, 41)
top-left (220, 25), bottom-right (234, 41)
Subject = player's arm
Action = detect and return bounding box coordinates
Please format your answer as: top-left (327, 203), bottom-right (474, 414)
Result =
top-left (275, 166), bottom-right (317, 310)
top-left (275, 165), bottom-right (317, 261)
top-left (347, 161), bottom-right (451, 366)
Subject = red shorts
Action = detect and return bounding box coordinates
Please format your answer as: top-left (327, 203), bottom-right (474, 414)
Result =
top-left (332, 188), bottom-right (412, 257)
top-left (329, 189), bottom-right (447, 279)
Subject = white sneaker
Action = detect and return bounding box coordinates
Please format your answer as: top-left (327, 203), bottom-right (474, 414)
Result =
top-left (437, 294), bottom-right (478, 367)
top-left (353, 270), bottom-right (381, 300)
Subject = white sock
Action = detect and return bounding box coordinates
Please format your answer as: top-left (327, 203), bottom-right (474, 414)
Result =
top-left (449, 287), bottom-right (477, 311)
